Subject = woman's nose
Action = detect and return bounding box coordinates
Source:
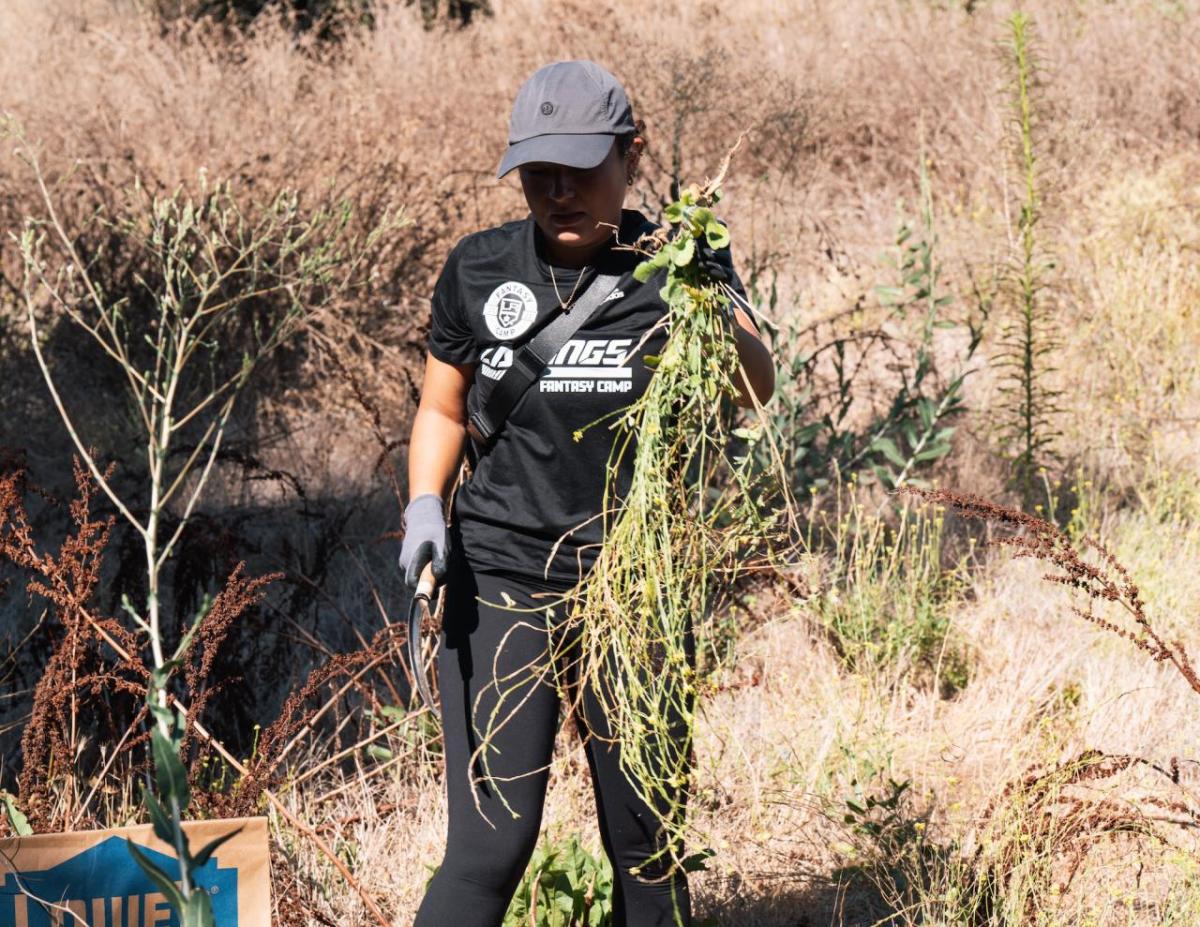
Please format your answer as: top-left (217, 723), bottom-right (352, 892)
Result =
top-left (547, 168), bottom-right (574, 200)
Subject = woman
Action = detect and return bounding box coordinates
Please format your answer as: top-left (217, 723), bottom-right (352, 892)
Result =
top-left (402, 60), bottom-right (774, 927)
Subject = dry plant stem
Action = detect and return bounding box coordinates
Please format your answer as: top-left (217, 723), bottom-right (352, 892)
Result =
top-left (288, 708), bottom-right (424, 791)
top-left (0, 851), bottom-right (89, 927)
top-left (270, 562), bottom-right (411, 709)
top-left (965, 748), bottom-right (1199, 915)
top-left (189, 715), bottom-right (391, 927)
top-left (310, 746), bottom-right (425, 806)
top-left (70, 715), bottom-right (142, 828)
top-left (274, 653), bottom-right (391, 768)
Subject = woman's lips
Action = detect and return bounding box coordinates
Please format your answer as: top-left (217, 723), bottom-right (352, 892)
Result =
top-left (549, 211), bottom-right (586, 226)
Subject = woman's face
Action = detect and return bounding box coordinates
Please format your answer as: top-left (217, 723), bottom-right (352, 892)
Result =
top-left (518, 138), bottom-right (642, 267)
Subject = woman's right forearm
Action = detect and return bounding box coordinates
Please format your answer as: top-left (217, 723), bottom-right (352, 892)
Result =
top-left (408, 407), bottom-right (468, 503)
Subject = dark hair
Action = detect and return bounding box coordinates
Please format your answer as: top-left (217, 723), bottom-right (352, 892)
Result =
top-left (616, 118), bottom-right (647, 157)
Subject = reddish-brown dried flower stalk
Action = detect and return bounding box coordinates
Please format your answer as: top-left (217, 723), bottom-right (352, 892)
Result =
top-left (0, 458), bottom-right (281, 831)
top-left (1, 458), bottom-right (145, 830)
top-left (973, 748), bottom-right (1198, 910)
top-left (900, 487), bottom-right (1200, 696)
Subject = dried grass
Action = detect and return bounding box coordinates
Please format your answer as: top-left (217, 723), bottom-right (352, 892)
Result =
top-left (2, 0), bottom-right (1200, 923)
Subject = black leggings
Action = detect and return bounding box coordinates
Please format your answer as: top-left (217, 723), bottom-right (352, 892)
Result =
top-left (413, 549), bottom-right (696, 927)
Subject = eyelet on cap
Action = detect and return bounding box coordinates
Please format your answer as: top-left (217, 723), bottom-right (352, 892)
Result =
top-left (540, 102), bottom-right (554, 116)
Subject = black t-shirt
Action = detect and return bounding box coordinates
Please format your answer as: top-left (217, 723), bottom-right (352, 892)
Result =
top-left (426, 208), bottom-right (753, 585)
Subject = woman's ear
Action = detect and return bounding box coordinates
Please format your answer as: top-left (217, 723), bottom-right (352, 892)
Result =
top-left (625, 136), bottom-right (645, 184)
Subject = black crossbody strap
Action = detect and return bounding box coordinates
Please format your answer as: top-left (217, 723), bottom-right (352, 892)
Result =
top-left (467, 271), bottom-right (624, 447)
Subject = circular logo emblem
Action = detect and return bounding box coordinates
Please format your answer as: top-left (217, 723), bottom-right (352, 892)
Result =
top-left (483, 281), bottom-right (538, 340)
top-left (540, 101), bottom-right (555, 116)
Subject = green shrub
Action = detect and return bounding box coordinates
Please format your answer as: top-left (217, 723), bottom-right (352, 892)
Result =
top-left (759, 148), bottom-right (980, 497)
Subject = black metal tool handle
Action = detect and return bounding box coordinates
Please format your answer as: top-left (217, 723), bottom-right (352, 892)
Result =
top-left (407, 562), bottom-right (439, 718)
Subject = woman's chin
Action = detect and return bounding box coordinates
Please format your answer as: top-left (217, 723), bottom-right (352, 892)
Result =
top-left (547, 229), bottom-right (608, 253)
top-left (538, 222), bottom-right (610, 263)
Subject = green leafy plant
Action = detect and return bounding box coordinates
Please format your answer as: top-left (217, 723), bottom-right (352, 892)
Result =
top-left (1, 790), bottom-right (32, 837)
top-left (808, 481), bottom-right (973, 695)
top-left (993, 11), bottom-right (1062, 510)
top-left (833, 776), bottom-right (933, 889)
top-left (503, 834), bottom-right (615, 927)
top-left (362, 701), bottom-right (443, 762)
top-left (129, 654), bottom-right (242, 926)
top-left (763, 148), bottom-right (981, 496)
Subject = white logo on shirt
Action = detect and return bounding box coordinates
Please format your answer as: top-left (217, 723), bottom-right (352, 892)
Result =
top-left (481, 338), bottom-right (635, 381)
top-left (603, 288), bottom-right (624, 302)
top-left (481, 338), bottom-right (637, 394)
top-left (483, 281), bottom-right (538, 340)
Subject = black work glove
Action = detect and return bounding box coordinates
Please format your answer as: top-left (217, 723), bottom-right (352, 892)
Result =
top-left (398, 493), bottom-right (449, 588)
top-left (695, 239), bottom-right (734, 283)
top-left (695, 240), bottom-right (737, 324)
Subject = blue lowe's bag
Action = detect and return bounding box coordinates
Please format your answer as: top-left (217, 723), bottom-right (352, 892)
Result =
top-left (0, 817), bottom-right (268, 926)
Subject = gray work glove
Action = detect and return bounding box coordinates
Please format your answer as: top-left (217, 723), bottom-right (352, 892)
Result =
top-left (398, 493), bottom-right (449, 588)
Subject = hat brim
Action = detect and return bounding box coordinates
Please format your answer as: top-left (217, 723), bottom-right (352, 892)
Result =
top-left (496, 133), bottom-right (616, 180)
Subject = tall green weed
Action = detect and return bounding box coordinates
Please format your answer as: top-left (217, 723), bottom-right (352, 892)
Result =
top-left (992, 11), bottom-right (1062, 511)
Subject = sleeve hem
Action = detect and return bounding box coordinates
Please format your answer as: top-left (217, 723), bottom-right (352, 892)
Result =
top-left (428, 340), bottom-right (480, 366)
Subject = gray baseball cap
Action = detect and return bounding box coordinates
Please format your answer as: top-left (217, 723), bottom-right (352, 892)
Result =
top-left (496, 60), bottom-right (636, 180)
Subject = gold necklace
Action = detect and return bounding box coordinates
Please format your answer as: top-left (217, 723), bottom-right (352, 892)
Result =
top-left (549, 262), bottom-right (587, 312)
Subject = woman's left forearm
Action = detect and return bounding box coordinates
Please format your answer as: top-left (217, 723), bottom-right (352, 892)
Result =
top-left (730, 305), bottom-right (775, 408)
